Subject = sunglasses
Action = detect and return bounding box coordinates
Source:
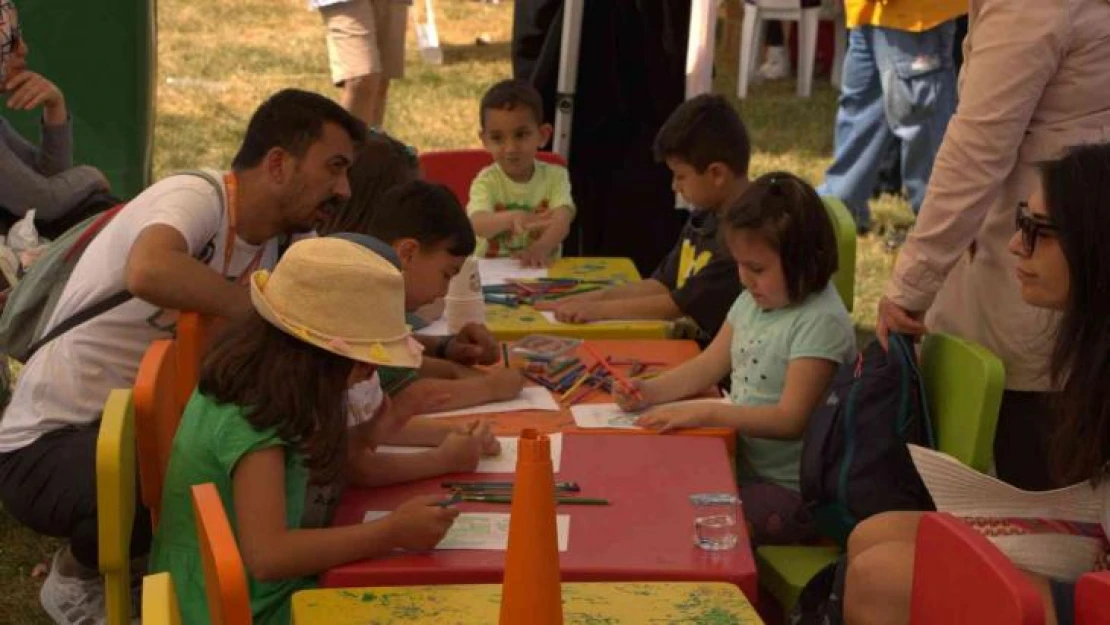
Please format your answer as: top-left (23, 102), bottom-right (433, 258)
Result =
top-left (1015, 201), bottom-right (1058, 256)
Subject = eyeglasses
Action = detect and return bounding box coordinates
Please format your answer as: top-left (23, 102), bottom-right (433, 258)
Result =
top-left (1015, 201), bottom-right (1058, 256)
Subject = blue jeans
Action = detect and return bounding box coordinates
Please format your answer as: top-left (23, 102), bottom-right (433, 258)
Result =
top-left (818, 22), bottom-right (957, 229)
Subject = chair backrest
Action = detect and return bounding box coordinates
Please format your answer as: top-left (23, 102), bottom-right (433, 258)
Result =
top-left (911, 513), bottom-right (1045, 625)
top-left (1077, 571), bottom-right (1110, 625)
top-left (921, 333), bottom-right (1005, 472)
top-left (419, 149), bottom-right (569, 207)
top-left (96, 388), bottom-right (137, 625)
top-left (142, 572), bottom-right (183, 625)
top-left (191, 483), bottom-right (253, 625)
top-left (174, 311), bottom-right (221, 407)
top-left (134, 339), bottom-right (185, 527)
top-left (820, 196), bottom-right (856, 312)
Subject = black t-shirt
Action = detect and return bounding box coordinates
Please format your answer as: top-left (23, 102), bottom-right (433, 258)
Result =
top-left (650, 209), bottom-right (742, 342)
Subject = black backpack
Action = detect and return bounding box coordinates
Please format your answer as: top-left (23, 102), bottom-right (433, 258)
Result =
top-left (799, 334), bottom-right (936, 547)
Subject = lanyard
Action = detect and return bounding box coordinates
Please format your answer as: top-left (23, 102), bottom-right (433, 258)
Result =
top-left (222, 172), bottom-right (266, 284)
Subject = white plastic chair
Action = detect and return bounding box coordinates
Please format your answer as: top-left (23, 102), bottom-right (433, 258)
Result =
top-left (738, 0), bottom-right (846, 99)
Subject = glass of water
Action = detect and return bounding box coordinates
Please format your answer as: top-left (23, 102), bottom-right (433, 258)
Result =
top-left (689, 492), bottom-right (742, 551)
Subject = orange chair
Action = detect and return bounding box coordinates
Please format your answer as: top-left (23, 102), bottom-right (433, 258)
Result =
top-left (174, 311), bottom-right (221, 407)
top-left (911, 513), bottom-right (1045, 624)
top-left (418, 149), bottom-right (568, 207)
top-left (1078, 571), bottom-right (1110, 625)
top-left (134, 339), bottom-right (185, 526)
top-left (191, 483), bottom-right (253, 625)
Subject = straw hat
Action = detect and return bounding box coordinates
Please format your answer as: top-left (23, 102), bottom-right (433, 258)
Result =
top-left (249, 238), bottom-right (422, 368)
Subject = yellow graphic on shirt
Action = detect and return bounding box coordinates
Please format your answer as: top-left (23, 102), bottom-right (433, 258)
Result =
top-left (677, 239), bottom-right (712, 288)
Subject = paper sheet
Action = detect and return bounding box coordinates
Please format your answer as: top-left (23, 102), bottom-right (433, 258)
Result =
top-left (570, 398), bottom-right (731, 429)
top-left (414, 317), bottom-right (450, 337)
top-left (477, 258), bottom-right (548, 286)
top-left (420, 386), bottom-right (560, 419)
top-left (376, 433), bottom-right (563, 473)
top-left (363, 511), bottom-right (570, 551)
top-left (538, 311), bottom-right (646, 326)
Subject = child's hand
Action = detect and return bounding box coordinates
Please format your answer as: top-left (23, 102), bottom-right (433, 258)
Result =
top-left (534, 289), bottom-right (605, 311)
top-left (614, 379), bottom-right (655, 412)
top-left (548, 298), bottom-right (605, 324)
top-left (510, 211), bottom-right (553, 236)
top-left (385, 494), bottom-right (460, 551)
top-left (435, 421), bottom-right (491, 473)
top-left (486, 368), bottom-right (525, 402)
top-left (513, 241), bottom-right (556, 268)
top-left (636, 405), bottom-right (712, 433)
top-left (455, 420), bottom-right (501, 456)
top-left (447, 323), bottom-right (499, 365)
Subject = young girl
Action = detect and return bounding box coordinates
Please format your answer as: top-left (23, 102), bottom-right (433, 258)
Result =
top-left (151, 238), bottom-right (476, 625)
top-left (617, 172), bottom-right (856, 546)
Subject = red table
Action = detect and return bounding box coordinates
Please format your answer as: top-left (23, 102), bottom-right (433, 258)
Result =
top-left (323, 433), bottom-right (758, 602)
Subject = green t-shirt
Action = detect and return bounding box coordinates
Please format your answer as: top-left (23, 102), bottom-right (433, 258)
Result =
top-left (727, 283), bottom-right (855, 491)
top-left (149, 392), bottom-right (318, 625)
top-left (466, 160), bottom-right (575, 258)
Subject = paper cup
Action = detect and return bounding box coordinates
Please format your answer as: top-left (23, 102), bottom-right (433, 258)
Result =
top-left (447, 256), bottom-right (482, 298)
top-left (445, 295), bottom-right (486, 333)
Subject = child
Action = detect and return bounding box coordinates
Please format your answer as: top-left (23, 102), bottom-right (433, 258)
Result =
top-left (468, 79), bottom-right (575, 267)
top-left (151, 238), bottom-right (479, 625)
top-left (539, 94), bottom-right (746, 344)
top-left (616, 173), bottom-right (856, 546)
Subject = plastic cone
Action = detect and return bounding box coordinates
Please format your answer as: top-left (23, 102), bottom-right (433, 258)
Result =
top-left (499, 429), bottom-right (563, 625)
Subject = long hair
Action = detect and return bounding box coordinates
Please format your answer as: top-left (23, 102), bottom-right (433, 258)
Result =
top-left (319, 131), bottom-right (420, 235)
top-left (198, 312), bottom-right (354, 483)
top-left (1044, 143), bottom-right (1110, 485)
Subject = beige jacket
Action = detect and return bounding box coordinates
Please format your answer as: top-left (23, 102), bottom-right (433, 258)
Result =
top-left (887, 0), bottom-right (1110, 391)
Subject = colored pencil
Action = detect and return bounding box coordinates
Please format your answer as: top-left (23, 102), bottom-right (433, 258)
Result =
top-left (522, 371), bottom-right (557, 391)
top-left (442, 481), bottom-right (581, 492)
top-left (436, 490), bottom-right (463, 508)
top-left (501, 343), bottom-right (510, 368)
top-left (583, 344), bottom-right (643, 400)
top-left (460, 494), bottom-right (610, 505)
top-left (560, 365), bottom-right (595, 401)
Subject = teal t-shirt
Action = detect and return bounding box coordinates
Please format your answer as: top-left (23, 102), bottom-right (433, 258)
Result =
top-left (727, 283), bottom-right (855, 490)
top-left (150, 392), bottom-right (318, 625)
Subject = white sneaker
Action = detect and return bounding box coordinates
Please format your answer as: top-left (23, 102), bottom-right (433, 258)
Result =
top-left (758, 46), bottom-right (791, 80)
top-left (40, 550), bottom-right (107, 625)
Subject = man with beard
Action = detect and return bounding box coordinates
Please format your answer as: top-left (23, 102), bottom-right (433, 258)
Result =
top-left (0, 88), bottom-right (363, 624)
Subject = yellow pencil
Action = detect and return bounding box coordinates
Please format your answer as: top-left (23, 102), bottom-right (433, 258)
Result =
top-left (560, 366), bottom-right (595, 403)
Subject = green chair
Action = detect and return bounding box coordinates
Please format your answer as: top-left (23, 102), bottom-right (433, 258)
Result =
top-left (755, 333), bottom-right (1005, 613)
top-left (821, 196), bottom-right (857, 312)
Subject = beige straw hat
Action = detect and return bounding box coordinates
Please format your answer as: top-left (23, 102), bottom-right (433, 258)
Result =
top-left (249, 237), bottom-right (422, 368)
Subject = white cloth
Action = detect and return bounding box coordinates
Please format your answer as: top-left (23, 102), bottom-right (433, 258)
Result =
top-left (0, 173), bottom-right (286, 452)
top-left (346, 373), bottom-right (384, 428)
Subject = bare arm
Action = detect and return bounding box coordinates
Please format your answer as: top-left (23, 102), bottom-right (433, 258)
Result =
top-left (633, 322), bottom-right (733, 405)
top-left (469, 210), bottom-right (518, 238)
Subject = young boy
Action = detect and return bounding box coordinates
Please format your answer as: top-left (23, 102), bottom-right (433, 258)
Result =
top-left (468, 79), bottom-right (575, 267)
top-left (540, 94), bottom-right (749, 343)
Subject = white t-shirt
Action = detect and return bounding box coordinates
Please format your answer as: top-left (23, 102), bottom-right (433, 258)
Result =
top-left (0, 172), bottom-right (288, 452)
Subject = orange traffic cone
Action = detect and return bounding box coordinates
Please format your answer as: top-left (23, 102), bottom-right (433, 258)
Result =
top-left (499, 429), bottom-right (563, 625)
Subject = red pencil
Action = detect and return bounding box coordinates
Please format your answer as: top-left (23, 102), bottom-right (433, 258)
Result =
top-left (582, 343), bottom-right (643, 400)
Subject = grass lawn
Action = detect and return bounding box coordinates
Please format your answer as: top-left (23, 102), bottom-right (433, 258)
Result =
top-left (0, 0), bottom-right (910, 621)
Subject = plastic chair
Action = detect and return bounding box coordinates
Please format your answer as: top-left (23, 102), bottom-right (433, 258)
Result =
top-left (755, 334), bottom-right (1005, 612)
top-left (134, 339), bottom-right (185, 527)
top-left (142, 572), bottom-right (183, 625)
top-left (175, 311), bottom-right (221, 408)
top-left (1077, 571), bottom-right (1110, 625)
top-left (191, 483), bottom-right (253, 625)
top-left (738, 0), bottom-right (845, 99)
top-left (96, 388), bottom-right (138, 625)
top-left (912, 513), bottom-right (1045, 624)
top-left (822, 196), bottom-right (856, 312)
top-left (418, 149), bottom-right (569, 207)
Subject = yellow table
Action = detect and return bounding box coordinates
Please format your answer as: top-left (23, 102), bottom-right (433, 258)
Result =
top-left (292, 582), bottom-right (763, 624)
top-left (486, 257), bottom-right (672, 341)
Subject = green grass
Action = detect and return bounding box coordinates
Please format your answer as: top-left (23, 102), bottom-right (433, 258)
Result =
top-left (0, 0), bottom-right (910, 620)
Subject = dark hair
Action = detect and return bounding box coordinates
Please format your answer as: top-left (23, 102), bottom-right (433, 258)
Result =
top-left (199, 312), bottom-right (354, 483)
top-left (366, 180), bottom-right (476, 257)
top-left (1043, 143), bottom-right (1110, 485)
top-left (231, 89), bottom-right (366, 171)
top-left (653, 94), bottom-right (751, 176)
top-left (723, 172), bottom-right (837, 304)
top-left (479, 79), bottom-right (545, 129)
top-left (319, 131), bottom-right (420, 235)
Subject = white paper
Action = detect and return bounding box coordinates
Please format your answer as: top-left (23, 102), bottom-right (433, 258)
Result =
top-left (477, 258), bottom-right (548, 286)
top-left (376, 433), bottom-right (562, 473)
top-left (570, 398), bottom-right (731, 429)
top-left (420, 386), bottom-right (560, 419)
top-left (414, 316), bottom-right (450, 337)
top-left (363, 511), bottom-right (570, 551)
top-left (538, 311), bottom-right (647, 326)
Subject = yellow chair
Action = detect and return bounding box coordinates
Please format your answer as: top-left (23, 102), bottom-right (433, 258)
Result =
top-left (142, 572), bottom-right (182, 625)
top-left (96, 388), bottom-right (137, 625)
top-left (821, 196), bottom-right (857, 312)
top-left (755, 333), bottom-right (1005, 612)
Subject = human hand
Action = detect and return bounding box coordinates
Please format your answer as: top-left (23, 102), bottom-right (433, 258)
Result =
top-left (455, 419), bottom-right (501, 456)
top-left (435, 421), bottom-right (491, 473)
top-left (486, 368), bottom-right (524, 402)
top-left (384, 494), bottom-right (460, 551)
top-left (510, 210), bottom-right (552, 236)
top-left (876, 297), bottom-right (927, 350)
top-left (513, 240), bottom-right (556, 268)
top-left (548, 298), bottom-right (607, 324)
top-left (446, 323), bottom-right (498, 365)
top-left (4, 71), bottom-right (65, 118)
top-left (613, 379), bottom-right (657, 412)
top-left (635, 404), bottom-right (712, 433)
top-left (534, 289), bottom-right (605, 311)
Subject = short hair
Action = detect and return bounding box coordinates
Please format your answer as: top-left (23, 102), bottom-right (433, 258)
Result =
top-left (724, 172), bottom-right (836, 303)
top-left (319, 130), bottom-right (420, 235)
top-left (232, 89), bottom-right (366, 170)
top-left (367, 180), bottom-right (476, 257)
top-left (653, 94), bottom-right (751, 176)
top-left (479, 79), bottom-right (545, 129)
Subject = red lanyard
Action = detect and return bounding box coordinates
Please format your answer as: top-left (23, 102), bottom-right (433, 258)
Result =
top-left (222, 172), bottom-right (265, 284)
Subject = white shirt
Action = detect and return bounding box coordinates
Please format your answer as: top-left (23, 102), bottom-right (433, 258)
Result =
top-left (0, 172), bottom-right (287, 452)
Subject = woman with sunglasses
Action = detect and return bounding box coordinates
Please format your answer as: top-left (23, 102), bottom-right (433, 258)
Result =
top-left (843, 143), bottom-right (1110, 625)
top-left (0, 0), bottom-right (111, 235)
